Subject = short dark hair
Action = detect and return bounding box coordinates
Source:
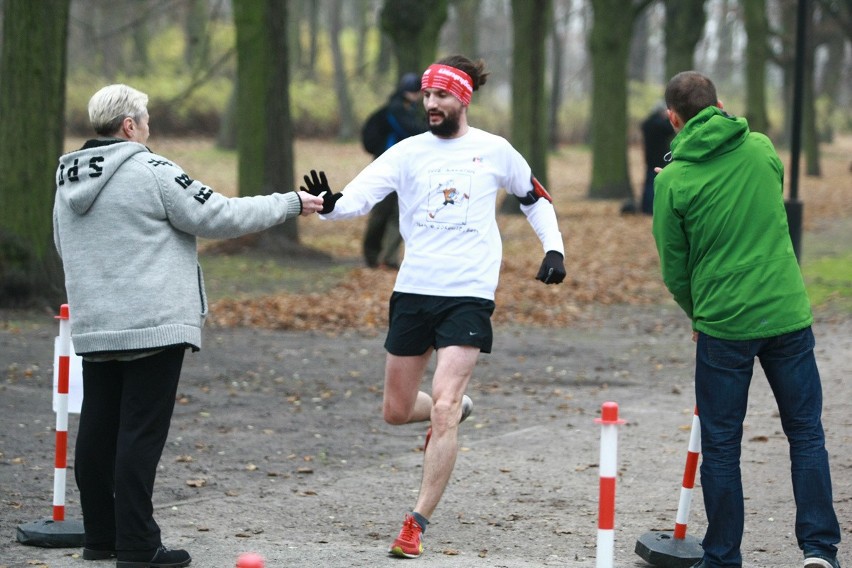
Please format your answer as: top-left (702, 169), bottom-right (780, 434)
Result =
top-left (664, 71), bottom-right (717, 123)
top-left (435, 55), bottom-right (489, 91)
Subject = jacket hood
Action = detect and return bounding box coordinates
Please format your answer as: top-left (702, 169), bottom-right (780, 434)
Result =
top-left (670, 106), bottom-right (749, 163)
top-left (55, 139), bottom-right (149, 214)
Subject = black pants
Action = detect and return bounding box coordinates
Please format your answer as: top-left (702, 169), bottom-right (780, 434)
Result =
top-left (75, 347), bottom-right (185, 552)
top-left (363, 192), bottom-right (402, 267)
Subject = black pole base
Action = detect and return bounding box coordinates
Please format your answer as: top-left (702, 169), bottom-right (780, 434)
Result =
top-left (635, 530), bottom-right (703, 568)
top-left (16, 518), bottom-right (85, 548)
top-left (785, 199), bottom-right (804, 262)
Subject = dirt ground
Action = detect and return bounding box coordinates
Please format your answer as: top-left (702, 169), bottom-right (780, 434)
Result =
top-left (1, 302), bottom-right (849, 568)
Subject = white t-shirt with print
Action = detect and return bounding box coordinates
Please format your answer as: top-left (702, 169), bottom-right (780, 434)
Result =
top-left (321, 127), bottom-right (564, 300)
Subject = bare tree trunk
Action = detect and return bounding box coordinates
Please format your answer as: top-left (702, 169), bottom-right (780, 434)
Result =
top-left (289, 0), bottom-right (304, 71)
top-left (549, 1), bottom-right (568, 149)
top-left (217, 88), bottom-right (237, 150)
top-left (233, 0), bottom-right (300, 246)
top-left (185, 0), bottom-right (211, 70)
top-left (0, 0), bottom-right (69, 307)
top-left (307, 0), bottom-right (320, 79)
top-left (776, 0), bottom-right (797, 147)
top-left (504, 0), bottom-right (551, 216)
top-left (381, 0), bottom-right (449, 76)
top-left (743, 0), bottom-right (770, 134)
top-left (263, 0), bottom-right (295, 196)
top-left (629, 5), bottom-right (650, 82)
top-left (663, 0), bottom-right (707, 79)
top-left (132, 13), bottom-right (150, 75)
top-left (376, 29), bottom-right (393, 78)
top-left (817, 24), bottom-right (847, 143)
top-left (819, 0), bottom-right (851, 42)
top-left (263, 0), bottom-right (302, 246)
top-left (713, 0), bottom-right (736, 82)
top-left (802, 1), bottom-right (820, 176)
top-left (454, 0), bottom-right (481, 57)
top-left (95, 0), bottom-right (125, 79)
top-left (588, 0), bottom-right (651, 200)
top-left (355, 0), bottom-right (370, 72)
top-left (329, 0), bottom-right (356, 140)
top-left (234, 0), bottom-right (266, 197)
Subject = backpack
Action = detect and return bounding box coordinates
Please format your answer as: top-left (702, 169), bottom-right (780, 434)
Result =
top-left (361, 104), bottom-right (392, 158)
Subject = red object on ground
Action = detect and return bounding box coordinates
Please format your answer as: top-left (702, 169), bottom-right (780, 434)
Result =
top-left (236, 552), bottom-right (265, 568)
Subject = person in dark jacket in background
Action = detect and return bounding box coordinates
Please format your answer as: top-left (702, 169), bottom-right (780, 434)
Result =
top-left (362, 72), bottom-right (427, 269)
top-left (639, 102), bottom-right (674, 215)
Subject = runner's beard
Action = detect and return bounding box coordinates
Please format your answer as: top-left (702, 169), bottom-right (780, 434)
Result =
top-left (428, 108), bottom-right (462, 137)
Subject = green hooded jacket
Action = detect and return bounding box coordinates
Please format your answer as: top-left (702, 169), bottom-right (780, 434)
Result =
top-left (652, 106), bottom-right (812, 340)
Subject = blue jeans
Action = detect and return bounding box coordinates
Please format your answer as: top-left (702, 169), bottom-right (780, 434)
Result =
top-left (694, 327), bottom-right (840, 567)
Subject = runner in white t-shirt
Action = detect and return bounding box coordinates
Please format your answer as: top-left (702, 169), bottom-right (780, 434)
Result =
top-left (302, 54), bottom-right (566, 559)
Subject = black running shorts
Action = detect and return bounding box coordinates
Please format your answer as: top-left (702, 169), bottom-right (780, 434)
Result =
top-left (384, 292), bottom-right (496, 356)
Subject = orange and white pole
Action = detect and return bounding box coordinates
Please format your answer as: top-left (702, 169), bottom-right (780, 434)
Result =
top-left (595, 401), bottom-right (626, 568)
top-left (15, 304), bottom-right (84, 547)
top-left (53, 304), bottom-right (71, 522)
top-left (634, 406), bottom-right (704, 566)
top-left (674, 407), bottom-right (701, 539)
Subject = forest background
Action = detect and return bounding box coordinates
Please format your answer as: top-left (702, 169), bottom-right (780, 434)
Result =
top-left (1, 5), bottom-right (851, 566)
top-left (0, 0), bottom-right (850, 318)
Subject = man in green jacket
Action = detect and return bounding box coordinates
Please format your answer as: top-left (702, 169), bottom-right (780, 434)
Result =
top-left (652, 71), bottom-right (841, 568)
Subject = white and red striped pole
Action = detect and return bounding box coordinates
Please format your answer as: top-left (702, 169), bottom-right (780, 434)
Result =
top-left (674, 406), bottom-right (701, 540)
top-left (596, 401), bottom-right (626, 568)
top-left (17, 303), bottom-right (84, 547)
top-left (634, 405), bottom-right (704, 566)
top-left (53, 303), bottom-right (72, 522)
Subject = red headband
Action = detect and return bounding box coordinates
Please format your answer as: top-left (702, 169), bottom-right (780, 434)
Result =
top-left (421, 64), bottom-right (474, 105)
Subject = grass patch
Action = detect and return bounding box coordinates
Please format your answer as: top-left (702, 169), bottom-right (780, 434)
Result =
top-left (803, 251), bottom-right (852, 313)
top-left (199, 253), bottom-right (353, 303)
top-left (802, 217), bottom-right (852, 316)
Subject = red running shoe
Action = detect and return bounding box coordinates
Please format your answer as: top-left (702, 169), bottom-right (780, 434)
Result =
top-left (389, 513), bottom-right (424, 558)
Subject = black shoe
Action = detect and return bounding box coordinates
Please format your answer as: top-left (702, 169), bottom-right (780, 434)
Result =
top-left (82, 547), bottom-right (116, 560)
top-left (116, 546), bottom-right (191, 567)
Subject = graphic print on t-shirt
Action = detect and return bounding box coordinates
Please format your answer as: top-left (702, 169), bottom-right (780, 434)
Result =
top-left (426, 173), bottom-right (471, 223)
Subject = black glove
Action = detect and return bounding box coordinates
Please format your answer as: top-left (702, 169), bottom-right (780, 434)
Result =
top-left (535, 250), bottom-right (566, 284)
top-left (300, 170), bottom-right (343, 214)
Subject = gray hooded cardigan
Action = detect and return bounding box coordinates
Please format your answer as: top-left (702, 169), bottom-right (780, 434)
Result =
top-left (53, 139), bottom-right (302, 354)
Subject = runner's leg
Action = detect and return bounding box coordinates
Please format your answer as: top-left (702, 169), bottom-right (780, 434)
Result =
top-left (413, 345), bottom-right (479, 518)
top-left (383, 351), bottom-right (433, 425)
